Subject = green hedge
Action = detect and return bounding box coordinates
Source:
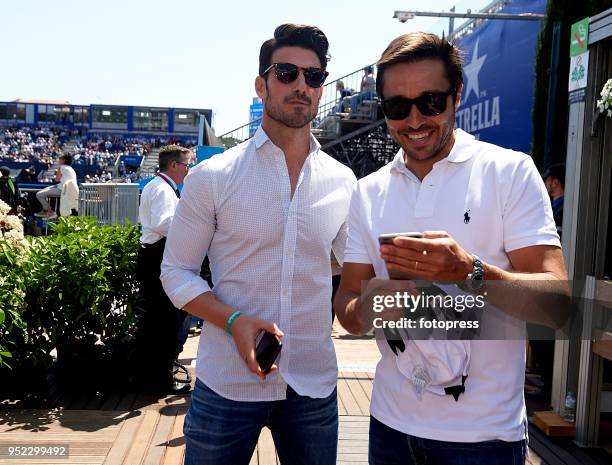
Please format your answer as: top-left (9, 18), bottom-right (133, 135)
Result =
top-left (0, 217), bottom-right (140, 393)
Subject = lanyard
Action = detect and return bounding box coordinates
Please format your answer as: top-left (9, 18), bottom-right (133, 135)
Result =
top-left (157, 173), bottom-right (180, 198)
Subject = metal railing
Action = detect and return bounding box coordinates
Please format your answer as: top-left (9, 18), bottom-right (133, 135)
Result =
top-left (219, 63), bottom-right (378, 147)
top-left (449, 0), bottom-right (511, 41)
top-left (79, 183), bottom-right (140, 226)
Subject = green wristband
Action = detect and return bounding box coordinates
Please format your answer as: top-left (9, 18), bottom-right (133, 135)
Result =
top-left (226, 310), bottom-right (242, 335)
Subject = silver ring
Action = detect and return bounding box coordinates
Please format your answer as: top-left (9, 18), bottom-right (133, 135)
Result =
top-left (422, 250), bottom-right (428, 256)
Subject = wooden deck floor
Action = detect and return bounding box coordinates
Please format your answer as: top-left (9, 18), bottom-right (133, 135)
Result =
top-left (0, 371), bottom-right (543, 465)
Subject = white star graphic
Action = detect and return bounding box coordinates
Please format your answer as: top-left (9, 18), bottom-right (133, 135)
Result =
top-left (463, 40), bottom-right (487, 102)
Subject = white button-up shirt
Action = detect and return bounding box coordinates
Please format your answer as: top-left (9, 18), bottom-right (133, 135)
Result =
top-left (161, 127), bottom-right (356, 401)
top-left (139, 174), bottom-right (179, 245)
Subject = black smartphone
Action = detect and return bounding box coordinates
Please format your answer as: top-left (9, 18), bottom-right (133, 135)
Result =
top-left (378, 232), bottom-right (423, 245)
top-left (255, 331), bottom-right (282, 374)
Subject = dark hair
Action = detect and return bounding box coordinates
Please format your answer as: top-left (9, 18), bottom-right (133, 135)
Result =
top-left (542, 163), bottom-right (565, 188)
top-left (158, 145), bottom-right (191, 171)
top-left (376, 32), bottom-right (463, 100)
top-left (259, 24), bottom-right (330, 76)
top-left (59, 154), bottom-right (73, 165)
top-left (0, 166), bottom-right (9, 177)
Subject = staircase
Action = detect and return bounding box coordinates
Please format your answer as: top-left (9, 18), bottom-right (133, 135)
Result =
top-left (218, 63), bottom-right (398, 179)
top-left (138, 147), bottom-right (160, 179)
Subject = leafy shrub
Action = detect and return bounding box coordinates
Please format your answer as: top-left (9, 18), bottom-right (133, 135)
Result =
top-left (25, 216), bottom-right (140, 348)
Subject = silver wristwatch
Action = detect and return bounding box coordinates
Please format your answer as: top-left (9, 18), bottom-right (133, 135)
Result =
top-left (465, 254), bottom-right (485, 291)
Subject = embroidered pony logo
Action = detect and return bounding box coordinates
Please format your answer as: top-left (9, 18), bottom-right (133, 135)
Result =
top-left (464, 209), bottom-right (471, 224)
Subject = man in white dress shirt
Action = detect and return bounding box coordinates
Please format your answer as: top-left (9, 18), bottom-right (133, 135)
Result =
top-left (161, 24), bottom-right (356, 465)
top-left (133, 144), bottom-right (192, 394)
top-left (334, 32), bottom-right (570, 464)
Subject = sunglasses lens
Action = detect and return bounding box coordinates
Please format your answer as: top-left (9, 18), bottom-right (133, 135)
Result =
top-left (382, 97), bottom-right (412, 120)
top-left (304, 69), bottom-right (327, 88)
top-left (416, 92), bottom-right (449, 116)
top-left (382, 91), bottom-right (451, 120)
top-left (275, 63), bottom-right (299, 84)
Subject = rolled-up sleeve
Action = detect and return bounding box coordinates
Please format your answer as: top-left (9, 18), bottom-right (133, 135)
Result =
top-left (161, 164), bottom-right (216, 309)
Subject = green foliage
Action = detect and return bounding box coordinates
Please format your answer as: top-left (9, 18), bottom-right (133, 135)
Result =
top-left (0, 240), bottom-right (28, 368)
top-left (532, 0), bottom-right (611, 168)
top-left (25, 217), bottom-right (140, 348)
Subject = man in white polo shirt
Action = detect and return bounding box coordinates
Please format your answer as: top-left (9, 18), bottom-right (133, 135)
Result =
top-left (334, 32), bottom-right (569, 464)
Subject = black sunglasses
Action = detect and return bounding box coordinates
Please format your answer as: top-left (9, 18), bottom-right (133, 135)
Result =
top-left (263, 63), bottom-right (329, 88)
top-left (381, 89), bottom-right (455, 120)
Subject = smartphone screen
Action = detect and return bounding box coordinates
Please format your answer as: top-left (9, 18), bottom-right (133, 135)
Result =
top-left (255, 331), bottom-right (282, 373)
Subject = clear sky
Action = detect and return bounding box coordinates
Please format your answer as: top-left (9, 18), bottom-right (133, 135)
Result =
top-left (1, 0), bottom-right (492, 134)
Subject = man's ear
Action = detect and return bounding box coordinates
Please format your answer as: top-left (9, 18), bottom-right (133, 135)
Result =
top-left (454, 83), bottom-right (464, 109)
top-left (255, 76), bottom-right (266, 100)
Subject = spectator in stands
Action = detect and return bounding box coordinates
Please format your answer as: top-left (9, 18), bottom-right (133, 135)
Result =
top-left (132, 145), bottom-right (193, 395)
top-left (334, 80), bottom-right (354, 114)
top-left (161, 23), bottom-right (356, 465)
top-left (350, 65), bottom-right (377, 115)
top-left (34, 154), bottom-right (77, 219)
top-left (361, 65), bottom-right (376, 93)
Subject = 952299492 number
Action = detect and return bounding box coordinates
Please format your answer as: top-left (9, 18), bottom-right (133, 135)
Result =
top-left (2, 444), bottom-right (69, 458)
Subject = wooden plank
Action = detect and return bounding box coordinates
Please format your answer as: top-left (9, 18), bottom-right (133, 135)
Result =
top-left (256, 427), bottom-right (278, 465)
top-left (121, 410), bottom-right (160, 465)
top-left (343, 373), bottom-right (370, 415)
top-left (160, 410), bottom-right (186, 465)
top-left (337, 377), bottom-right (361, 416)
top-left (532, 411), bottom-right (576, 438)
top-left (114, 392), bottom-right (137, 411)
top-left (593, 340), bottom-right (612, 361)
top-left (143, 407), bottom-right (177, 465)
top-left (103, 412), bottom-right (144, 465)
top-left (354, 372), bottom-right (373, 401)
top-left (100, 391), bottom-right (123, 411)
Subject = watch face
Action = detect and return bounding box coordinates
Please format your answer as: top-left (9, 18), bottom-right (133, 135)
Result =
top-left (471, 272), bottom-right (484, 289)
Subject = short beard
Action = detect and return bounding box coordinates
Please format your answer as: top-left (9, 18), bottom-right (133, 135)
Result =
top-left (264, 84), bottom-right (318, 129)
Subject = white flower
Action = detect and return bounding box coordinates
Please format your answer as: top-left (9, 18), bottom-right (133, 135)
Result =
top-left (0, 200), bottom-right (10, 215)
top-left (1, 215), bottom-right (23, 233)
top-left (597, 79), bottom-right (612, 118)
top-left (2, 229), bottom-right (29, 251)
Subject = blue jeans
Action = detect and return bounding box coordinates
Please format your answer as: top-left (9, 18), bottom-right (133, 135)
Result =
top-left (184, 379), bottom-right (338, 465)
top-left (369, 416), bottom-right (526, 465)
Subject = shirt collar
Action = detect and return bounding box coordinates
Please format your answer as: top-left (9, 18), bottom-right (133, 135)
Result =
top-left (253, 125), bottom-right (321, 155)
top-left (390, 128), bottom-right (476, 176)
top-left (158, 172), bottom-right (178, 190)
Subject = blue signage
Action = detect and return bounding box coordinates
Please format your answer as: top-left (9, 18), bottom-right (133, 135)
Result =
top-left (455, 0), bottom-right (546, 154)
top-left (120, 155), bottom-right (143, 167)
top-left (249, 98), bottom-right (263, 137)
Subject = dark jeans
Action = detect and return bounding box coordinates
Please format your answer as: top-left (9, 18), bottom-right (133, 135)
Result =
top-left (369, 416), bottom-right (526, 465)
top-left (184, 379), bottom-right (338, 465)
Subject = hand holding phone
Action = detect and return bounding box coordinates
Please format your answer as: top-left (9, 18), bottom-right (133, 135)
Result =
top-left (255, 331), bottom-right (282, 374)
top-left (378, 232), bottom-right (423, 245)
top-left (378, 232), bottom-right (423, 279)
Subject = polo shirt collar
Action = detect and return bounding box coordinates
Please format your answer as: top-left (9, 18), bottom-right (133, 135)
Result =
top-left (390, 128), bottom-right (476, 175)
top-left (253, 125), bottom-right (321, 155)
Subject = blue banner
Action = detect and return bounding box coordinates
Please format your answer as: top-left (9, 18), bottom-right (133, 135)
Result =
top-left (455, 0), bottom-right (547, 154)
top-left (249, 100), bottom-right (263, 137)
top-left (119, 154), bottom-right (143, 167)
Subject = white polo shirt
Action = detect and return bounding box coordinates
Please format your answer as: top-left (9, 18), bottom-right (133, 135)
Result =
top-left (345, 129), bottom-right (560, 442)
